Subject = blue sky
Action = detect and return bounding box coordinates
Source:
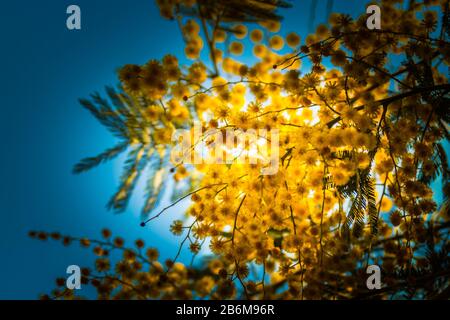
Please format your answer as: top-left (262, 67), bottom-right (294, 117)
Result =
top-left (0, 0), bottom-right (446, 299)
top-left (0, 0), bottom-right (191, 299)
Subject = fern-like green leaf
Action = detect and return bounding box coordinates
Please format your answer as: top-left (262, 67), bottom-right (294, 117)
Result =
top-left (73, 142), bottom-right (128, 174)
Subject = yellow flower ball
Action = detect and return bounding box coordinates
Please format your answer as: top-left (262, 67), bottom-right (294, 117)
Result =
top-left (214, 29), bottom-right (227, 43)
top-left (260, 20), bottom-right (281, 33)
top-left (250, 29), bottom-right (264, 43)
top-left (229, 41), bottom-right (244, 56)
top-left (183, 19), bottom-right (200, 36)
top-left (269, 35), bottom-right (284, 51)
top-left (286, 32), bottom-right (300, 48)
top-left (380, 197), bottom-right (393, 212)
top-left (233, 24), bottom-right (248, 39)
top-left (253, 44), bottom-right (267, 58)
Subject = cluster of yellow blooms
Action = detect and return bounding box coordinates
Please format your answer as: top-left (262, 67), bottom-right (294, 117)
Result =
top-left (30, 230), bottom-right (224, 299)
top-left (35, 0), bottom-right (449, 299)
